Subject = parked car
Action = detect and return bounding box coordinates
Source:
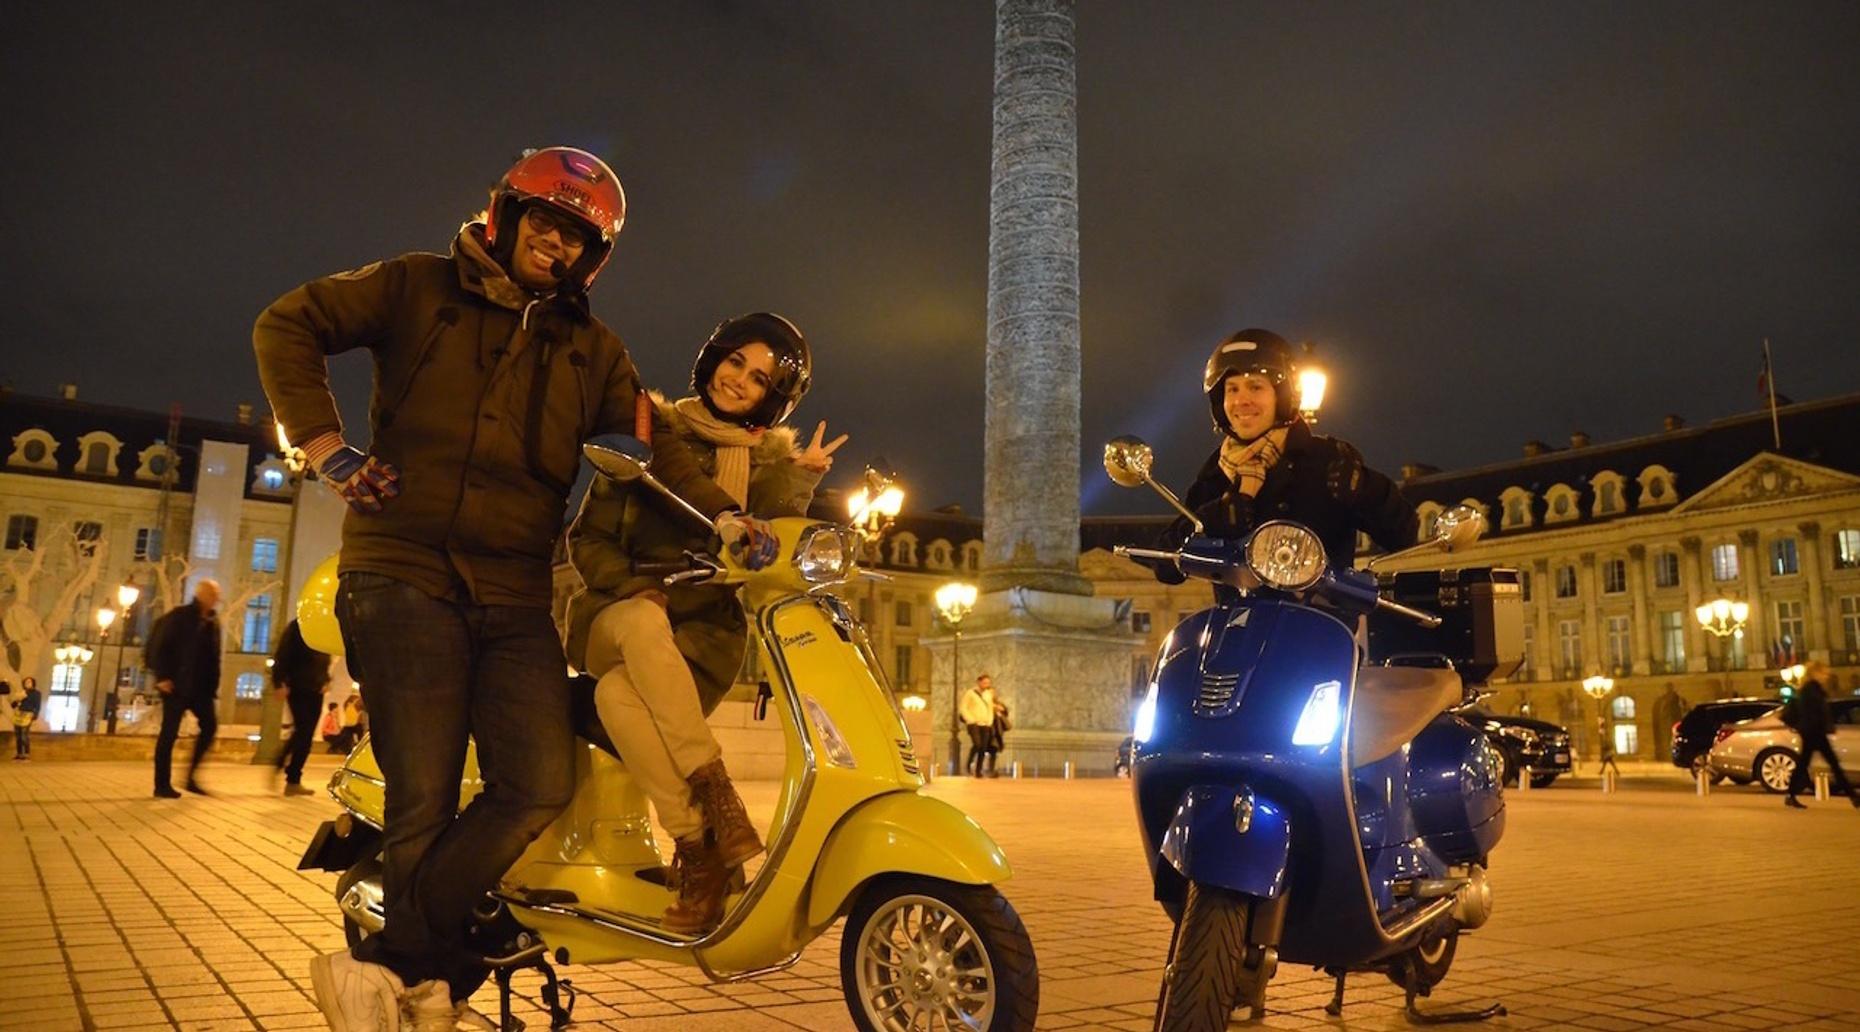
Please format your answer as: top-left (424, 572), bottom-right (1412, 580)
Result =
top-left (1705, 699), bottom-right (1860, 793)
top-left (1114, 735), bottom-right (1134, 777)
top-left (1457, 708), bottom-right (1573, 787)
top-left (1670, 698), bottom-right (1781, 783)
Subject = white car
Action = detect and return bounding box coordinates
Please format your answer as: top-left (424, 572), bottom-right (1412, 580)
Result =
top-left (1705, 698), bottom-right (1860, 793)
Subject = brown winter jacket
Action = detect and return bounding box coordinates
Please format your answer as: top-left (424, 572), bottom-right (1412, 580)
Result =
top-left (563, 395), bottom-right (823, 710)
top-left (254, 225), bottom-right (738, 607)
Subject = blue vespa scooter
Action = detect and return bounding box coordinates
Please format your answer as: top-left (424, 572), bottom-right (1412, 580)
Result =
top-left (1102, 437), bottom-right (1523, 1030)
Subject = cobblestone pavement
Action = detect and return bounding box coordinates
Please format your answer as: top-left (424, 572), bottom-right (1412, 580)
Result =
top-left (3, 758), bottom-right (1857, 1031)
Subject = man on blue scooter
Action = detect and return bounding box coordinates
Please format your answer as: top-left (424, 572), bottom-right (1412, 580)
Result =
top-left (1157, 328), bottom-right (1416, 578)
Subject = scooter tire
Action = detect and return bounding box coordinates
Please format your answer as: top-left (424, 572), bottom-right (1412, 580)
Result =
top-left (1154, 881), bottom-right (1249, 1032)
top-left (840, 875), bottom-right (1039, 1032)
top-left (335, 856), bottom-right (381, 951)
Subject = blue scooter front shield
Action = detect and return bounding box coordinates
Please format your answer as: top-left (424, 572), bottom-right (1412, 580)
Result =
top-left (1157, 784), bottom-right (1291, 898)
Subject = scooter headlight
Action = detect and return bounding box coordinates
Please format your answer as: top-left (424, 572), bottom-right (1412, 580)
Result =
top-left (1245, 521), bottom-right (1327, 591)
top-left (793, 526), bottom-right (859, 584)
top-left (1133, 681), bottom-right (1159, 744)
top-left (1291, 680), bottom-right (1343, 746)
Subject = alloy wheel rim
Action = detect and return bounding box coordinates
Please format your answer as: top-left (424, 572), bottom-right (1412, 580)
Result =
top-left (1761, 754), bottom-right (1795, 790)
top-left (855, 893), bottom-right (995, 1032)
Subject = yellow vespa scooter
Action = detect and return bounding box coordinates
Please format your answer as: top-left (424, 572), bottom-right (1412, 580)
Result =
top-left (296, 442), bottom-right (1039, 1032)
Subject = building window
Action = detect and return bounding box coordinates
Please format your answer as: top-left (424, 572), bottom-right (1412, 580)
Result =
top-left (1710, 543), bottom-right (1740, 582)
top-left (1611, 695), bottom-right (1636, 720)
top-left (1419, 507), bottom-right (1439, 542)
top-left (261, 468), bottom-right (286, 491)
top-left (5, 514), bottom-right (38, 551)
top-left (1519, 570), bottom-right (1532, 602)
top-left (1841, 596), bottom-right (1860, 652)
top-left (1659, 611), bottom-right (1686, 671)
top-left (1557, 620), bottom-right (1582, 678)
top-left (1132, 611), bottom-right (1152, 634)
top-left (1552, 494), bottom-right (1571, 518)
top-left (1614, 723), bottom-right (1639, 757)
top-left (1773, 600), bottom-right (1806, 657)
top-left (1835, 529), bottom-right (1860, 570)
top-left (1519, 624), bottom-right (1534, 680)
top-left (1769, 537), bottom-right (1799, 577)
top-left (242, 595), bottom-right (273, 652)
top-left (1605, 615), bottom-right (1630, 672)
top-left (857, 596), bottom-right (874, 625)
top-left (894, 645), bottom-right (913, 684)
top-left (72, 520), bottom-right (103, 556)
top-left (1602, 558), bottom-right (1627, 594)
top-left (134, 527), bottom-right (158, 561)
top-left (1653, 551), bottom-right (1680, 589)
top-left (1555, 565), bottom-right (1577, 599)
top-left (894, 600), bottom-right (913, 628)
top-left (251, 538), bottom-right (279, 574)
top-left (235, 673), bottom-right (266, 701)
top-left (1595, 479), bottom-right (1619, 515)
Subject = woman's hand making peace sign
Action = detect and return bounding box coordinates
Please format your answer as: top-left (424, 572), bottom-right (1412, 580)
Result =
top-left (794, 421), bottom-right (849, 474)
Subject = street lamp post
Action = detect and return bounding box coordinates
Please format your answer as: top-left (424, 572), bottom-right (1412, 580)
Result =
top-left (103, 584), bottom-right (140, 734)
top-left (1582, 673), bottom-right (1615, 760)
top-left (87, 605), bottom-right (120, 733)
top-left (1694, 597), bottom-right (1750, 672)
top-left (934, 581), bottom-right (978, 776)
top-left (1296, 357), bottom-right (1328, 426)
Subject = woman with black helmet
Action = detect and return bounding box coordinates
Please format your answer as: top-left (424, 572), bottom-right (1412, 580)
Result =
top-left (564, 312), bottom-right (845, 933)
top-left (1158, 328), bottom-right (1416, 581)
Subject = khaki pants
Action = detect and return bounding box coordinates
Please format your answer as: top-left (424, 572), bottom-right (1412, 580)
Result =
top-left (584, 597), bottom-right (721, 841)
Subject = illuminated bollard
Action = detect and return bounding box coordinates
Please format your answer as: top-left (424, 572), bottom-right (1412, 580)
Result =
top-left (1815, 770), bottom-right (1831, 801)
top-left (1601, 769), bottom-right (1618, 794)
top-left (1063, 760), bottom-right (1074, 780)
top-left (1516, 766), bottom-right (1531, 793)
top-left (1010, 760), bottom-right (1022, 779)
top-left (1696, 768), bottom-right (1711, 797)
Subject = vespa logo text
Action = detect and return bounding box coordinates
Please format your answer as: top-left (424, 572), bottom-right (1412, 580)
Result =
top-left (779, 630), bottom-right (819, 649)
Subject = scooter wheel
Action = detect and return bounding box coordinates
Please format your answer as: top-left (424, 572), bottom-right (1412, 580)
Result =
top-left (335, 856), bottom-right (382, 950)
top-left (1154, 881), bottom-right (1250, 1032)
top-left (841, 875), bottom-right (1039, 1032)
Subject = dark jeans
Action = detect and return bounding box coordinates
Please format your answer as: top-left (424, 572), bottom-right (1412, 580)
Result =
top-left (1788, 734), bottom-right (1855, 797)
top-left (13, 725), bottom-right (28, 757)
top-left (336, 572), bottom-right (575, 994)
top-left (154, 694), bottom-right (218, 789)
top-left (278, 691), bottom-right (324, 784)
top-left (966, 724), bottom-right (992, 776)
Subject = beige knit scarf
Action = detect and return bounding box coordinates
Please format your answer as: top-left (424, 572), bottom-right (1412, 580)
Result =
top-left (673, 397), bottom-right (763, 507)
top-left (1217, 425), bottom-right (1290, 499)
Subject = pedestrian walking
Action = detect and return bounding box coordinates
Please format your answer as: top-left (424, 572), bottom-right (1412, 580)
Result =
top-left (1782, 661), bottom-right (1859, 809)
top-left (319, 702), bottom-right (343, 753)
top-left (145, 580), bottom-right (222, 798)
top-left (1597, 716), bottom-right (1621, 777)
top-left (11, 677), bottom-right (41, 760)
top-left (988, 683), bottom-right (1012, 779)
top-left (272, 619), bottom-right (332, 797)
top-left (960, 675), bottom-right (996, 777)
top-left (256, 146), bottom-right (769, 1031)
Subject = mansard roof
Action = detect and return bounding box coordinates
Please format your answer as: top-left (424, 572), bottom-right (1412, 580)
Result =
top-left (1400, 393), bottom-right (1860, 536)
top-left (0, 390), bottom-right (280, 499)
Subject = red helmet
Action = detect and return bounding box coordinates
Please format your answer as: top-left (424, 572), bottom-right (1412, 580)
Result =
top-left (484, 147), bottom-right (627, 290)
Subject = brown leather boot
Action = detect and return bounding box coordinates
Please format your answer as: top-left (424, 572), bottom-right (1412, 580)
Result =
top-left (686, 759), bottom-right (764, 868)
top-left (662, 833), bottom-right (731, 935)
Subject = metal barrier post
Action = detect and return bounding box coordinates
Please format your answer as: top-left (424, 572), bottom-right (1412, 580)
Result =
top-left (1062, 760), bottom-right (1074, 780)
top-left (1815, 769), bottom-right (1831, 801)
top-left (1601, 769), bottom-right (1618, 794)
top-left (1696, 767), bottom-right (1711, 797)
top-left (1517, 766), bottom-right (1531, 793)
top-left (1010, 760), bottom-right (1022, 780)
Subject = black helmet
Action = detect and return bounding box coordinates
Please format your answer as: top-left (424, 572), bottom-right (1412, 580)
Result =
top-left (691, 312), bottom-right (812, 428)
top-left (1204, 328), bottom-right (1299, 435)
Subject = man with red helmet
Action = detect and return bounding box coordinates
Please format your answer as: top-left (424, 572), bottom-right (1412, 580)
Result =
top-left (256, 146), bottom-right (774, 1031)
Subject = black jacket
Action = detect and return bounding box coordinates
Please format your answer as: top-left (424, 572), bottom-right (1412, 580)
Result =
top-left (144, 604), bottom-right (222, 702)
top-left (1160, 421), bottom-right (1416, 576)
top-left (271, 619), bottom-right (331, 700)
top-left (1795, 680), bottom-right (1834, 739)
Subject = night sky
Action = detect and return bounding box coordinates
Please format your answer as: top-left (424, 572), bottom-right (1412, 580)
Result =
top-left (4, 2), bottom-right (1857, 517)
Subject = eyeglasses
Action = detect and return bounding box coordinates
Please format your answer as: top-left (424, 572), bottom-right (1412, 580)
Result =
top-left (521, 206), bottom-right (592, 249)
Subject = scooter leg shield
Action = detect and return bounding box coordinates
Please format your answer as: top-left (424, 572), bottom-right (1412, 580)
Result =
top-left (805, 792), bottom-right (1013, 929)
top-left (1158, 785), bottom-right (1291, 899)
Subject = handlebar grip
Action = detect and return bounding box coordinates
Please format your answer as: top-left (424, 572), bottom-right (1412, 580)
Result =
top-left (1375, 595), bottom-right (1443, 629)
top-left (633, 561), bottom-right (693, 576)
top-left (663, 568), bottom-right (719, 586)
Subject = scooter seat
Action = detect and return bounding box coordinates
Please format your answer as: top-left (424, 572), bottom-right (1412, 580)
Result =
top-left (1349, 666), bottom-right (1463, 764)
top-left (569, 674), bottom-right (624, 763)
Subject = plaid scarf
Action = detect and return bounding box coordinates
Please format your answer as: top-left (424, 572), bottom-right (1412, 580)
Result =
top-left (1217, 425), bottom-right (1290, 498)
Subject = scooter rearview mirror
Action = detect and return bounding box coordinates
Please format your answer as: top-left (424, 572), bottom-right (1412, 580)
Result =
top-left (582, 436), bottom-right (653, 483)
top-left (1434, 504), bottom-right (1486, 552)
top-left (1104, 434), bottom-right (1204, 534)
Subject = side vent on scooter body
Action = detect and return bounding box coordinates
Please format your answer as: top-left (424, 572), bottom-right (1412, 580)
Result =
top-left (1196, 671), bottom-right (1242, 712)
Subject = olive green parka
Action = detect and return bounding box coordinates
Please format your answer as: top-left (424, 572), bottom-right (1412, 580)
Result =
top-left (564, 396), bottom-right (823, 710)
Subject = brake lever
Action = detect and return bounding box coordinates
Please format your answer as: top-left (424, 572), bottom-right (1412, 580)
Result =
top-left (1375, 595), bottom-right (1443, 629)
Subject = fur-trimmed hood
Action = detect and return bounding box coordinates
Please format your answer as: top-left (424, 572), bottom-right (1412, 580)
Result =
top-left (648, 390), bottom-right (797, 463)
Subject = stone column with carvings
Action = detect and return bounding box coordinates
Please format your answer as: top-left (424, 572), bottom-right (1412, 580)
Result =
top-left (1681, 536), bottom-right (1707, 672)
top-left (1627, 544), bottom-right (1651, 675)
top-left (1798, 520), bottom-right (1830, 659)
top-left (1738, 529), bottom-right (1764, 669)
top-left (1580, 552), bottom-right (1601, 676)
top-left (1533, 559), bottom-right (1554, 681)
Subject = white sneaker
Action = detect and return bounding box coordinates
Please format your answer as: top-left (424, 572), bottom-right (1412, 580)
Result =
top-left (403, 979), bottom-right (495, 1031)
top-left (311, 949), bottom-right (404, 1032)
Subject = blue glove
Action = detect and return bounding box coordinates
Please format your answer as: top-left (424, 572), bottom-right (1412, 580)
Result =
top-left (715, 513), bottom-right (780, 571)
top-left (320, 446), bottom-right (401, 513)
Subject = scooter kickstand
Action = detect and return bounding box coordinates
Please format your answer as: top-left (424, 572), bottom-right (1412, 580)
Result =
top-left (1402, 979), bottom-right (1507, 1025)
top-left (1323, 969), bottom-right (1346, 1016)
top-left (494, 967), bottom-right (524, 1032)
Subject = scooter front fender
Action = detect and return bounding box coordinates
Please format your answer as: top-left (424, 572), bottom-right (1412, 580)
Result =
top-left (805, 791), bottom-right (1012, 928)
top-left (1158, 784), bottom-right (1291, 898)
